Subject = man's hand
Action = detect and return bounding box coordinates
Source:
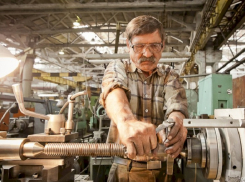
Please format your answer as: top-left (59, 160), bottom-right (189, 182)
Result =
top-left (164, 111), bottom-right (187, 158)
top-left (117, 120), bottom-right (158, 159)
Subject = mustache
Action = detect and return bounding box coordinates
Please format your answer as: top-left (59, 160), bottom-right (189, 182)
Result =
top-left (138, 56), bottom-right (156, 63)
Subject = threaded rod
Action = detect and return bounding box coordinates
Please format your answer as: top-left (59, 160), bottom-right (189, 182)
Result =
top-left (44, 143), bottom-right (126, 157)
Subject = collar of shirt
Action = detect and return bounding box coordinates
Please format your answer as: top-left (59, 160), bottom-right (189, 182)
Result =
top-left (127, 60), bottom-right (165, 76)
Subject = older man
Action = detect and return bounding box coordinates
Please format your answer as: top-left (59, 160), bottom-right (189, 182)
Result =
top-left (100, 15), bottom-right (188, 182)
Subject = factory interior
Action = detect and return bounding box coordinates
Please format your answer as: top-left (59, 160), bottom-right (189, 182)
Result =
top-left (0, 0), bottom-right (245, 181)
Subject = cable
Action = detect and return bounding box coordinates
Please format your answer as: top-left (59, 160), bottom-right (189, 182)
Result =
top-left (96, 156), bottom-right (103, 181)
top-left (0, 102), bottom-right (17, 126)
top-left (79, 164), bottom-right (90, 175)
top-left (74, 164), bottom-right (90, 180)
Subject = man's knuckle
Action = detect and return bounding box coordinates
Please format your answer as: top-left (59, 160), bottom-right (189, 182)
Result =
top-left (178, 134), bottom-right (182, 140)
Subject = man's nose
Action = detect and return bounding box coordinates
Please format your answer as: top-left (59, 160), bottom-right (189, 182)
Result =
top-left (142, 46), bottom-right (153, 57)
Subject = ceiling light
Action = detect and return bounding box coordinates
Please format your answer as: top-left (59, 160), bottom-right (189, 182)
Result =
top-left (0, 44), bottom-right (19, 78)
top-left (59, 50), bottom-right (65, 55)
top-left (231, 1), bottom-right (242, 7)
top-left (73, 16), bottom-right (81, 27)
top-left (38, 93), bottom-right (59, 97)
top-left (73, 21), bottom-right (80, 27)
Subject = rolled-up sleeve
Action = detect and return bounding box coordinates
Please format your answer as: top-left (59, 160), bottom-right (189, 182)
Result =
top-left (164, 69), bottom-right (189, 118)
top-left (99, 60), bottom-right (131, 108)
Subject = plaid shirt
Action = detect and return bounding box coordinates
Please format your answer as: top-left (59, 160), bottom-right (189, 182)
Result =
top-left (100, 60), bottom-right (188, 143)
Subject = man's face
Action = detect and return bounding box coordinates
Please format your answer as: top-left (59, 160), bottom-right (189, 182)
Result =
top-left (127, 30), bottom-right (164, 75)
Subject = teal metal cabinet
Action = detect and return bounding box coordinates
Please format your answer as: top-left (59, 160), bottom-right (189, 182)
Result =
top-left (197, 74), bottom-right (233, 115)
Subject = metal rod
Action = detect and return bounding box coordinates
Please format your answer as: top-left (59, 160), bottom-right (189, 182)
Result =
top-left (0, 95), bottom-right (45, 103)
top-left (216, 47), bottom-right (245, 72)
top-left (222, 57), bottom-right (245, 74)
top-left (44, 143), bottom-right (126, 157)
top-left (183, 119), bottom-right (245, 128)
top-left (180, 73), bottom-right (209, 78)
top-left (12, 84), bottom-right (50, 121)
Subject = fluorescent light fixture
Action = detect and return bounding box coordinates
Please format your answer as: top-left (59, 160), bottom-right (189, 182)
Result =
top-left (170, 36), bottom-right (183, 43)
top-left (0, 44), bottom-right (19, 78)
top-left (211, 34), bottom-right (217, 37)
top-left (73, 16), bottom-right (81, 27)
top-left (38, 93), bottom-right (59, 97)
top-left (59, 50), bottom-right (65, 55)
top-left (73, 21), bottom-right (80, 27)
top-left (231, 1), bottom-right (242, 7)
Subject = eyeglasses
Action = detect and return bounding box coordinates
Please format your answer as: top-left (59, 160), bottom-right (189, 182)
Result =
top-left (129, 42), bottom-right (163, 54)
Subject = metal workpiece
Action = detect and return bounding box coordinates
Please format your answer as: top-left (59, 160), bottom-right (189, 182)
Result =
top-left (183, 119), bottom-right (245, 128)
top-left (46, 114), bottom-right (65, 134)
top-left (64, 91), bottom-right (88, 134)
top-left (0, 138), bottom-right (30, 160)
top-left (70, 90), bottom-right (87, 100)
top-left (44, 143), bottom-right (126, 157)
top-left (23, 142), bottom-right (44, 158)
top-left (203, 128), bottom-right (219, 179)
top-left (12, 84), bottom-right (50, 121)
top-left (66, 95), bottom-right (75, 134)
top-left (57, 91), bottom-right (88, 134)
top-left (27, 132), bottom-right (79, 142)
top-left (186, 137), bottom-right (202, 165)
top-left (197, 133), bottom-right (206, 168)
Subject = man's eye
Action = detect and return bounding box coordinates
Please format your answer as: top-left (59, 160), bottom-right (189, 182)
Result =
top-left (135, 45), bottom-right (144, 49)
top-left (151, 44), bottom-right (159, 49)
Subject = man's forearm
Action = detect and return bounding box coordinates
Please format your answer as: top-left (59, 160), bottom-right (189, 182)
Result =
top-left (104, 88), bottom-right (159, 158)
top-left (105, 88), bottom-right (135, 125)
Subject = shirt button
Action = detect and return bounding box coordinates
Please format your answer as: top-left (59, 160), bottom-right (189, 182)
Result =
top-left (145, 94), bottom-right (148, 98)
top-left (145, 109), bottom-right (148, 113)
top-left (144, 81), bottom-right (147, 84)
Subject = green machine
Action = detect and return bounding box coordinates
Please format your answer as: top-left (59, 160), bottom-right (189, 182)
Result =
top-left (197, 74), bottom-right (233, 116)
top-left (75, 95), bottom-right (99, 137)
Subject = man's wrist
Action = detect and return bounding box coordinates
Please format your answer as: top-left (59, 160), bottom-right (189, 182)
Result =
top-left (168, 111), bottom-right (185, 120)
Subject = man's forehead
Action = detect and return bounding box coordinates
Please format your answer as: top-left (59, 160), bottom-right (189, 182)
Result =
top-left (130, 30), bottom-right (163, 43)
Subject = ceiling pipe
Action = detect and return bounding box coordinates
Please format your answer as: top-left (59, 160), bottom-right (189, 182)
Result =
top-left (48, 52), bottom-right (191, 59)
top-left (88, 58), bottom-right (189, 64)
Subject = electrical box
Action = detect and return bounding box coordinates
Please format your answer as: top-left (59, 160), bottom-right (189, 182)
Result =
top-left (197, 74), bottom-right (233, 116)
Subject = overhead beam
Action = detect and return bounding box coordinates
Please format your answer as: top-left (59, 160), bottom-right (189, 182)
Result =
top-left (0, 2), bottom-right (204, 15)
top-left (32, 69), bottom-right (80, 88)
top-left (214, 1), bottom-right (245, 49)
top-left (168, 15), bottom-right (195, 31)
top-left (226, 41), bottom-right (245, 46)
top-left (0, 2), bottom-right (204, 10)
top-left (0, 7), bottom-right (203, 15)
top-left (32, 72), bottom-right (92, 82)
top-left (34, 42), bottom-right (187, 49)
top-left (192, 0), bottom-right (233, 50)
top-left (87, 58), bottom-right (189, 64)
top-left (48, 52), bottom-right (191, 59)
top-left (0, 27), bottom-right (192, 35)
top-left (0, 34), bottom-right (23, 49)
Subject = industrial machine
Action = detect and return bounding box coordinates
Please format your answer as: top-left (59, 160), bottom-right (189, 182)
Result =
top-left (197, 74), bottom-right (233, 115)
top-left (1, 83), bottom-right (245, 182)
